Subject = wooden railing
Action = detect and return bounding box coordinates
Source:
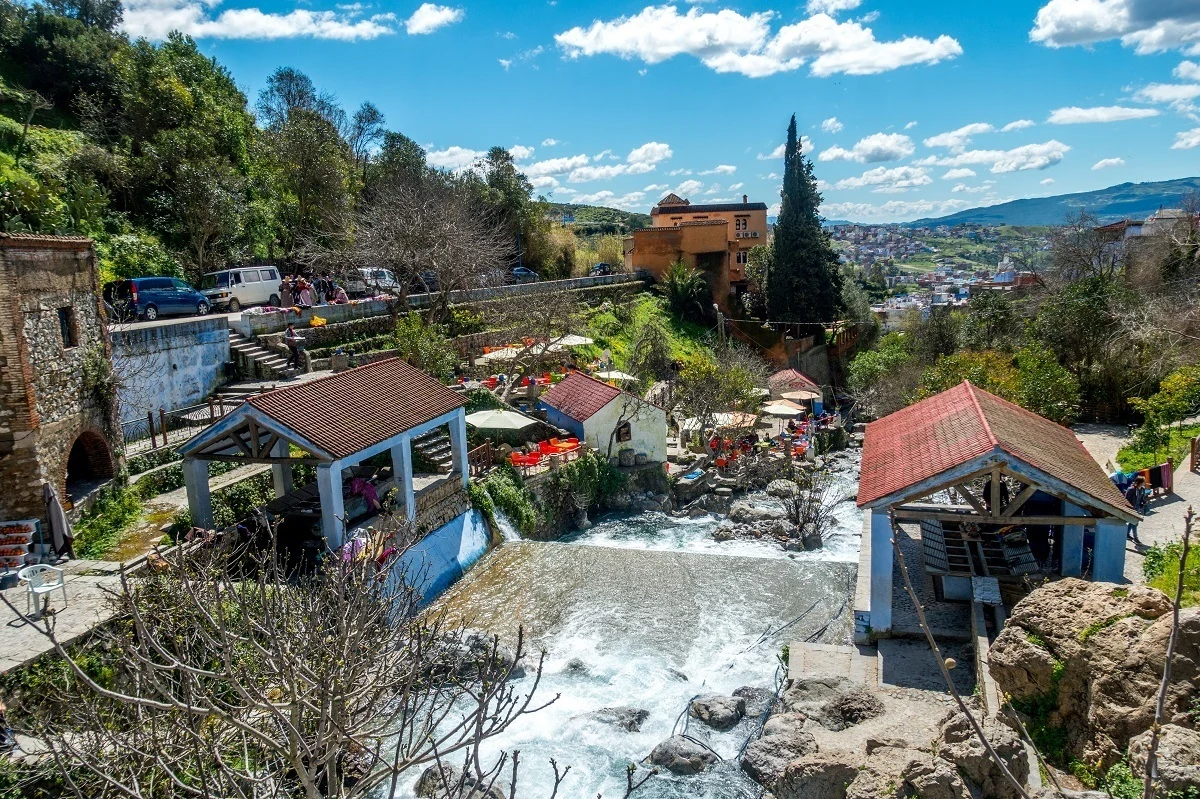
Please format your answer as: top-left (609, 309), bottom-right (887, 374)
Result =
top-left (467, 441), bottom-right (493, 477)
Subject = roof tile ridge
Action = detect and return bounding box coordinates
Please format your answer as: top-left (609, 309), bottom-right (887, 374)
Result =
top-left (964, 380), bottom-right (999, 449)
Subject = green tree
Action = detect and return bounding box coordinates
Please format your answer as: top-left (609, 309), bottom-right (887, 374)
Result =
top-left (742, 244), bottom-right (772, 317)
top-left (627, 316), bottom-right (673, 381)
top-left (919, 350), bottom-right (1021, 402)
top-left (1014, 346), bottom-right (1081, 425)
top-left (906, 305), bottom-right (963, 365)
top-left (961, 290), bottom-right (1021, 351)
top-left (1130, 365), bottom-right (1200, 427)
top-left (660, 259), bottom-right (710, 323)
top-left (768, 114), bottom-right (842, 330)
top-left (393, 313), bottom-right (457, 382)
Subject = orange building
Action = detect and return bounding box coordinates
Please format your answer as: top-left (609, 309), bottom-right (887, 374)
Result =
top-left (624, 193), bottom-right (769, 313)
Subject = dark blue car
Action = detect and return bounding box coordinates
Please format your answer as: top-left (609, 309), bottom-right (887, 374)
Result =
top-left (109, 277), bottom-right (210, 321)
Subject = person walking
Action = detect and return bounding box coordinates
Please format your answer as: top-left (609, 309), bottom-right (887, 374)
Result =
top-left (284, 323), bottom-right (304, 371)
top-left (297, 279), bottom-right (313, 307)
top-left (1124, 475), bottom-right (1147, 543)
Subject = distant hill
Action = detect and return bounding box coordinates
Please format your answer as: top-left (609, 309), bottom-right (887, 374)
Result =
top-left (906, 177), bottom-right (1200, 227)
top-left (545, 203), bottom-right (650, 235)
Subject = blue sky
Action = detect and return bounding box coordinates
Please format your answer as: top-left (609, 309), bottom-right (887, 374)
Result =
top-left (122, 0), bottom-right (1200, 222)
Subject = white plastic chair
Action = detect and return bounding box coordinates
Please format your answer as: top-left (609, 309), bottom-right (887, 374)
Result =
top-left (18, 564), bottom-right (67, 616)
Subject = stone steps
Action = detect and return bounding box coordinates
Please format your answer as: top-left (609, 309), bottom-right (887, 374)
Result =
top-left (787, 642), bottom-right (879, 688)
top-left (228, 332), bottom-right (300, 380)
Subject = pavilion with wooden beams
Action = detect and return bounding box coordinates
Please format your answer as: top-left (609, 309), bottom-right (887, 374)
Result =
top-left (178, 359), bottom-right (468, 550)
top-left (855, 381), bottom-right (1138, 635)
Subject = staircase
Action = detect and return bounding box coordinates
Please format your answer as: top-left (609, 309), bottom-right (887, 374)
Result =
top-left (229, 331), bottom-right (300, 380)
top-left (412, 429), bottom-right (453, 473)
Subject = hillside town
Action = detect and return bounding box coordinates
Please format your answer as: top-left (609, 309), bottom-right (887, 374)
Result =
top-left (0, 3), bottom-right (1199, 799)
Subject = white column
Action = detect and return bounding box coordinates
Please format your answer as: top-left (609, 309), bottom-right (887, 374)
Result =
top-left (1093, 518), bottom-right (1127, 583)
top-left (316, 461), bottom-right (346, 550)
top-left (869, 509), bottom-right (894, 635)
top-left (392, 439), bottom-right (416, 521)
top-left (1061, 501), bottom-right (1086, 577)
top-left (271, 438), bottom-right (294, 498)
top-left (449, 409), bottom-right (469, 489)
top-left (182, 459), bottom-right (213, 529)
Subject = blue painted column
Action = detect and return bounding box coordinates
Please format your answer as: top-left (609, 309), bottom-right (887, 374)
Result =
top-left (317, 461), bottom-right (346, 550)
top-left (391, 438), bottom-right (415, 521)
top-left (1061, 502), bottom-right (1086, 578)
top-left (449, 408), bottom-right (469, 489)
top-left (270, 438), bottom-right (294, 498)
top-left (869, 509), bottom-right (894, 634)
top-left (1093, 518), bottom-right (1127, 583)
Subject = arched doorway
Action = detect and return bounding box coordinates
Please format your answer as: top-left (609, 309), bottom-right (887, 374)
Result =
top-left (64, 429), bottom-right (115, 501)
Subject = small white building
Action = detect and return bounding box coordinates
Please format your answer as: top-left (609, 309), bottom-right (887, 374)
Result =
top-left (537, 373), bottom-right (667, 462)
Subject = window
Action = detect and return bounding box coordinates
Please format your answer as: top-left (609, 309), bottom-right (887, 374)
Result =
top-left (616, 421), bottom-right (632, 443)
top-left (243, 270), bottom-right (262, 283)
top-left (231, 272), bottom-right (243, 285)
top-left (736, 250), bottom-right (748, 265)
top-left (259, 269), bottom-right (276, 281)
top-left (171, 279), bottom-right (191, 290)
top-left (145, 278), bottom-right (173, 290)
top-left (57, 307), bottom-right (77, 348)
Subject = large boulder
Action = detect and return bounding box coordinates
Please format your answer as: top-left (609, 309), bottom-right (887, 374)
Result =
top-left (898, 756), bottom-right (970, 799)
top-left (767, 480), bottom-right (799, 498)
top-left (730, 500), bottom-right (787, 523)
top-left (647, 735), bottom-right (718, 775)
top-left (935, 712), bottom-right (1029, 799)
top-left (690, 694), bottom-right (747, 730)
top-left (774, 753), bottom-right (859, 799)
top-left (989, 579), bottom-right (1200, 766)
top-left (818, 689), bottom-right (884, 731)
top-left (1128, 724), bottom-right (1200, 794)
top-left (415, 764), bottom-right (508, 799)
top-left (782, 677), bottom-right (883, 731)
top-left (588, 707), bottom-right (650, 732)
top-left (762, 711), bottom-right (808, 738)
top-left (735, 685), bottom-right (777, 717)
top-left (741, 730), bottom-right (818, 789)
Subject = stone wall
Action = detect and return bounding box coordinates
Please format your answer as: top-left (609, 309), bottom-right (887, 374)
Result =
top-left (416, 479), bottom-right (470, 533)
top-left (110, 316), bottom-right (230, 432)
top-left (0, 234), bottom-right (121, 526)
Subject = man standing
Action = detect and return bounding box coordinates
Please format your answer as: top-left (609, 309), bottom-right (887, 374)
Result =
top-left (1124, 475), bottom-right (1147, 544)
top-left (284, 323), bottom-right (304, 371)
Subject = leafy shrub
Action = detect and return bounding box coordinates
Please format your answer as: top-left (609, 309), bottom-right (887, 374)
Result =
top-left (1141, 538), bottom-right (1199, 607)
top-left (481, 465), bottom-right (538, 535)
top-left (394, 313), bottom-right (457, 382)
top-left (73, 486), bottom-right (142, 558)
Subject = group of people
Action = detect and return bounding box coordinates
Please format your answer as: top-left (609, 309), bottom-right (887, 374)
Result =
top-left (279, 272), bottom-right (349, 308)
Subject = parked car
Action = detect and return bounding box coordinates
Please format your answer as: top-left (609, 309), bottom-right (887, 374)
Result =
top-left (345, 267), bottom-right (405, 298)
top-left (589, 262), bottom-right (612, 276)
top-left (200, 266), bottom-right (282, 312)
top-left (508, 266), bottom-right (540, 284)
top-left (108, 277), bottom-right (210, 321)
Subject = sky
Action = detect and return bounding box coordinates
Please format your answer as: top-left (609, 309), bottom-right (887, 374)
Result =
top-left (120, 0), bottom-right (1200, 222)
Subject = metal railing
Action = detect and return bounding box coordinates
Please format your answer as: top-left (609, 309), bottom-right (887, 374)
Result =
top-left (121, 395), bottom-right (249, 454)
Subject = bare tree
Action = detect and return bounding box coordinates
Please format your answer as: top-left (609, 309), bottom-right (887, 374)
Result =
top-left (777, 465), bottom-right (845, 549)
top-left (670, 341), bottom-right (770, 452)
top-left (476, 283), bottom-right (586, 403)
top-left (1047, 210), bottom-right (1124, 284)
top-left (0, 515), bottom-right (653, 799)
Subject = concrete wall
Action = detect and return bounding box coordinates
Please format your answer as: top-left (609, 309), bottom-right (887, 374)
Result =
top-left (389, 508), bottom-right (490, 606)
top-left (110, 316), bottom-right (230, 429)
top-left (586, 396), bottom-right (668, 463)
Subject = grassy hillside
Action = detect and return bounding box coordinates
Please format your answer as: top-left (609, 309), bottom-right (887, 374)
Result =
top-left (546, 202), bottom-right (650, 236)
top-left (908, 177), bottom-right (1200, 227)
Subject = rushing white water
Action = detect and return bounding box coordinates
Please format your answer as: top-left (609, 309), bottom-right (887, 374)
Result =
top-left (398, 458), bottom-right (863, 799)
top-left (493, 511), bottom-right (522, 542)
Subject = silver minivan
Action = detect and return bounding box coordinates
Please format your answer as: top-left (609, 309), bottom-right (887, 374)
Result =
top-left (201, 266), bottom-right (282, 312)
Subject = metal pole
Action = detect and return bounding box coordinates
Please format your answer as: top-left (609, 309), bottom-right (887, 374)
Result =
top-left (159, 409), bottom-right (169, 446)
top-left (147, 411), bottom-right (157, 449)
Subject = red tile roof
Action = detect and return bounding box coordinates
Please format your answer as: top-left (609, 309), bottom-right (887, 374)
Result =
top-left (857, 381), bottom-right (1129, 513)
top-left (539, 372), bottom-right (623, 421)
top-left (768, 369), bottom-right (822, 392)
top-left (248, 358), bottom-right (464, 460)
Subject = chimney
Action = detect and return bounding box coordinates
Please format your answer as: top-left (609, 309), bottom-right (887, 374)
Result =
top-left (743, 194), bottom-right (748, 204)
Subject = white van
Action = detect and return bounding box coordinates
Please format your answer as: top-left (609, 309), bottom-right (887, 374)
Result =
top-left (201, 266), bottom-right (282, 312)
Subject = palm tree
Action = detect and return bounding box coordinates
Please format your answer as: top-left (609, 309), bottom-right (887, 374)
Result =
top-left (660, 260), bottom-right (710, 323)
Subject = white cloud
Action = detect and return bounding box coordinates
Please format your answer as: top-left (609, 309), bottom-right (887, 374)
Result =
top-left (1173, 128), bottom-right (1200, 149)
top-left (821, 198), bottom-right (970, 222)
top-left (404, 3), bottom-right (462, 35)
top-left (570, 189), bottom-right (647, 209)
top-left (821, 116), bottom-right (844, 133)
top-left (593, 148), bottom-right (613, 160)
top-left (1092, 157), bottom-right (1126, 169)
top-left (904, 120), bottom-right (918, 129)
top-left (524, 154), bottom-right (590, 178)
top-left (704, 184), bottom-right (722, 195)
top-left (627, 141), bottom-right (674, 165)
top-left (923, 122), bottom-right (994, 151)
top-left (498, 58), bottom-right (512, 70)
top-left (563, 142), bottom-right (673, 183)
top-left (426, 145), bottom-right (484, 171)
top-left (1041, 178), bottom-right (1055, 185)
top-left (1029, 0), bottom-right (1200, 56)
top-left (1177, 60), bottom-right (1200, 81)
top-left (510, 145), bottom-right (535, 160)
top-left (122, 0), bottom-right (397, 40)
top-left (1134, 83), bottom-right (1200, 104)
top-left (644, 183), bottom-right (669, 192)
top-left (806, 0), bottom-right (861, 15)
top-left (914, 140), bottom-right (1070, 172)
top-left (541, 138), bottom-right (559, 147)
top-left (941, 167), bottom-right (977, 179)
top-left (758, 143), bottom-right (786, 160)
top-left (951, 183), bottom-right (987, 193)
top-left (835, 165), bottom-right (932, 192)
top-left (675, 179), bottom-right (705, 196)
top-left (1048, 105), bottom-right (1160, 123)
top-left (569, 164), bottom-right (633, 182)
top-left (529, 176), bottom-right (559, 190)
top-left (554, 6), bottom-right (962, 78)
top-left (819, 132), bottom-right (914, 163)
top-left (1001, 119), bottom-right (1035, 132)
top-left (700, 164), bottom-right (738, 174)
top-left (728, 182), bottom-right (744, 191)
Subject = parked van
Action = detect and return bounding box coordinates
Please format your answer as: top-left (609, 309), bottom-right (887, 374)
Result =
top-left (107, 277), bottom-right (210, 321)
top-left (200, 266), bottom-right (282, 312)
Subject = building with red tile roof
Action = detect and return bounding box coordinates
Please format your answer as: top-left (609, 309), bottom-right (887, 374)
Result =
top-left (538, 373), bottom-right (667, 462)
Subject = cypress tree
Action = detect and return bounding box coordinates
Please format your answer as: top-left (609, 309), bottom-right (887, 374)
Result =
top-left (768, 115), bottom-right (843, 332)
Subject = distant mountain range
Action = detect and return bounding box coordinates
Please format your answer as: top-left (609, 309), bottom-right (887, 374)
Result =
top-left (904, 177), bottom-right (1200, 227)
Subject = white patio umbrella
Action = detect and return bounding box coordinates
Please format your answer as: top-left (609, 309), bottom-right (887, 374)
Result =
top-left (596, 370), bottom-right (638, 383)
top-left (465, 409), bottom-right (538, 430)
top-left (762, 400), bottom-right (806, 417)
top-left (551, 334), bottom-right (594, 347)
top-left (781, 388), bottom-right (821, 402)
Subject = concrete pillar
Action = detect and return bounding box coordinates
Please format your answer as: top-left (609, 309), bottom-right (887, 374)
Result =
top-left (1061, 501), bottom-right (1086, 578)
top-left (182, 459), bottom-right (213, 530)
top-left (449, 410), bottom-right (469, 489)
top-left (392, 439), bottom-right (416, 521)
top-left (270, 438), bottom-right (294, 498)
top-left (1093, 518), bottom-right (1127, 583)
top-left (869, 509), bottom-right (894, 634)
top-left (316, 462), bottom-right (346, 550)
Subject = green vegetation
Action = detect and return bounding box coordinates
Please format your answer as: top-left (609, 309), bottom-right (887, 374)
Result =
top-left (1078, 613), bottom-right (1130, 643)
top-left (72, 484), bottom-right (141, 558)
top-left (659, 260), bottom-right (710, 324)
top-left (392, 313), bottom-right (457, 382)
top-left (1025, 631), bottom-right (1047, 649)
top-left (1142, 539), bottom-right (1199, 607)
top-left (579, 293), bottom-right (712, 371)
top-left (479, 464), bottom-right (539, 536)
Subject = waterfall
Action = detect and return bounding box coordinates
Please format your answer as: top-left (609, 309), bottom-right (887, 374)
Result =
top-left (494, 510), bottom-right (522, 542)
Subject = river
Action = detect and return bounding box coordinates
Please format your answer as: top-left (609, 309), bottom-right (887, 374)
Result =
top-left (403, 464), bottom-right (863, 798)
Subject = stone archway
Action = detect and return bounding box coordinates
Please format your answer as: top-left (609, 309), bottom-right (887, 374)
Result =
top-left (64, 428), bottom-right (115, 501)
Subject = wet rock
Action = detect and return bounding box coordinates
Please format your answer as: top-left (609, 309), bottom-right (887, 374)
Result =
top-left (801, 531), bottom-right (823, 550)
top-left (741, 730), bottom-right (818, 789)
top-left (415, 764), bottom-right (508, 798)
top-left (647, 735), bottom-right (718, 775)
top-left (730, 500), bottom-right (787, 524)
top-left (935, 712), bottom-right (1028, 799)
top-left (774, 753), bottom-right (858, 799)
top-left (436, 630), bottom-right (525, 680)
top-left (766, 479), bottom-right (799, 498)
top-left (762, 711), bottom-right (808, 738)
top-left (781, 676), bottom-right (848, 716)
top-left (818, 688), bottom-right (884, 731)
top-left (734, 685), bottom-right (776, 716)
top-left (665, 667), bottom-right (689, 682)
top-left (1128, 724), bottom-right (1200, 794)
top-left (590, 706), bottom-right (650, 732)
top-left (564, 657), bottom-right (590, 676)
top-left (712, 526), bottom-right (737, 542)
top-left (689, 694), bottom-right (746, 730)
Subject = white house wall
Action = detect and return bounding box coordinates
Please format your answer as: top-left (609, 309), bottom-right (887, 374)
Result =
top-left (582, 397), bottom-right (667, 462)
